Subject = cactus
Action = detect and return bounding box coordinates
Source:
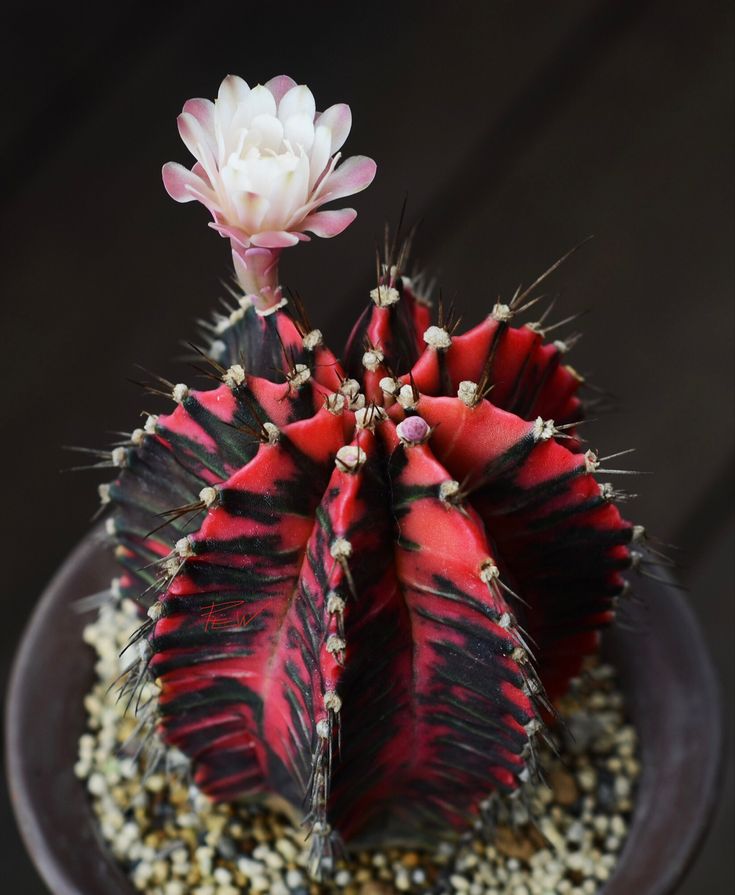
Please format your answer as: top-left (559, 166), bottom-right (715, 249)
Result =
top-left (97, 75), bottom-right (638, 873)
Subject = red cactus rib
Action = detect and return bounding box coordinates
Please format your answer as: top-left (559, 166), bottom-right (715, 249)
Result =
top-left (103, 262), bottom-right (635, 869)
top-left (330, 427), bottom-right (535, 844)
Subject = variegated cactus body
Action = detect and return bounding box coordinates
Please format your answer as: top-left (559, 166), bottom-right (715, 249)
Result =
top-left (105, 270), bottom-right (633, 866)
top-left (97, 73), bottom-right (638, 875)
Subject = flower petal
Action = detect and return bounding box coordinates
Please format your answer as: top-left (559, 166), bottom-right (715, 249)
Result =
top-left (177, 112), bottom-right (217, 178)
top-left (317, 155), bottom-right (377, 202)
top-left (315, 103), bottom-right (352, 154)
top-left (209, 221), bottom-right (250, 246)
top-left (182, 98), bottom-right (215, 142)
top-left (265, 74), bottom-right (298, 105)
top-left (249, 113), bottom-right (284, 153)
top-left (284, 112), bottom-right (315, 153)
top-left (217, 75), bottom-right (250, 122)
top-left (269, 151), bottom-right (311, 228)
top-left (308, 125), bottom-right (333, 190)
top-left (191, 161), bottom-right (212, 188)
top-left (162, 161), bottom-right (207, 203)
top-left (240, 84), bottom-right (277, 125)
top-left (301, 208), bottom-right (357, 238)
top-left (235, 191), bottom-right (270, 232)
top-left (278, 84), bottom-right (316, 124)
top-left (250, 230), bottom-right (301, 248)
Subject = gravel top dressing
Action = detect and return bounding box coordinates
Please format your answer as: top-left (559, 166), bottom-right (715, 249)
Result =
top-left (76, 599), bottom-right (640, 895)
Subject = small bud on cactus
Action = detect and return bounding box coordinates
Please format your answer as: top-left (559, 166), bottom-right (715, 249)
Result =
top-left (98, 75), bottom-right (637, 876)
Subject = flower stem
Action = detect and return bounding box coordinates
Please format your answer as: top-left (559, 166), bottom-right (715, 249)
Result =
top-left (232, 245), bottom-right (283, 312)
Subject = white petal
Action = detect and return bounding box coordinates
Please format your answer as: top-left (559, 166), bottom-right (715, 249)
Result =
top-left (284, 112), bottom-right (315, 153)
top-left (231, 154), bottom-right (288, 198)
top-left (233, 192), bottom-right (270, 232)
top-left (308, 125), bottom-right (332, 190)
top-left (265, 74), bottom-right (298, 104)
top-left (240, 84), bottom-right (277, 125)
top-left (315, 103), bottom-right (352, 154)
top-left (268, 153), bottom-right (311, 229)
top-left (278, 84), bottom-right (316, 124)
top-left (248, 114), bottom-right (284, 152)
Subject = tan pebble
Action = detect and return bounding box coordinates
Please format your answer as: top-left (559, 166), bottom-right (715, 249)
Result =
top-left (549, 766), bottom-right (579, 807)
top-left (359, 883), bottom-right (395, 895)
top-left (145, 774), bottom-right (166, 793)
top-left (164, 883), bottom-right (186, 895)
top-left (395, 871), bottom-right (410, 891)
top-left (576, 767), bottom-right (596, 792)
top-left (276, 837), bottom-right (298, 862)
top-left (152, 859), bottom-right (169, 882)
top-left (494, 826), bottom-right (537, 862)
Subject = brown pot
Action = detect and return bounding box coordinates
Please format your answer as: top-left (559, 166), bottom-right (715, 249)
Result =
top-left (5, 532), bottom-right (723, 895)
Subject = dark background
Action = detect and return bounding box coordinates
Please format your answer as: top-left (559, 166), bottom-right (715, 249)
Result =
top-left (1, 1), bottom-right (732, 891)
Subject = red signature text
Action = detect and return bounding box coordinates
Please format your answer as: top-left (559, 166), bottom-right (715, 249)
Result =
top-left (200, 600), bottom-right (265, 633)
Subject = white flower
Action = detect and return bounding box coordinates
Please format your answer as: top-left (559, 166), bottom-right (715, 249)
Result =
top-left (163, 74), bottom-right (376, 251)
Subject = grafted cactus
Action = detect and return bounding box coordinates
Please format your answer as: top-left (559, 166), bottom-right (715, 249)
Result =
top-left (97, 74), bottom-right (638, 874)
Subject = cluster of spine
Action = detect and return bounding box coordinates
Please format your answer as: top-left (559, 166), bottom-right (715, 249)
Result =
top-left (91, 244), bottom-right (644, 875)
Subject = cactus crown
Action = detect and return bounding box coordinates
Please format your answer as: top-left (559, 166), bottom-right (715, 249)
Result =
top-left (97, 75), bottom-right (639, 877)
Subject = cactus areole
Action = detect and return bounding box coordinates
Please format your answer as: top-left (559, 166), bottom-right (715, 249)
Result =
top-left (100, 75), bottom-right (638, 874)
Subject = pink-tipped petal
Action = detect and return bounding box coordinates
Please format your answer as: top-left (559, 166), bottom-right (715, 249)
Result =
top-left (182, 98), bottom-right (215, 142)
top-left (315, 103), bottom-right (352, 154)
top-left (317, 155), bottom-right (377, 202)
top-left (191, 161), bottom-right (213, 189)
top-left (265, 74), bottom-right (298, 105)
top-left (177, 112), bottom-right (217, 176)
top-left (209, 221), bottom-right (250, 247)
top-left (251, 230), bottom-right (301, 248)
top-left (162, 162), bottom-right (207, 203)
top-left (301, 208), bottom-right (357, 238)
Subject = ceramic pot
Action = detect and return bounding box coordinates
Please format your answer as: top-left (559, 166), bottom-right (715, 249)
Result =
top-left (5, 532), bottom-right (723, 895)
